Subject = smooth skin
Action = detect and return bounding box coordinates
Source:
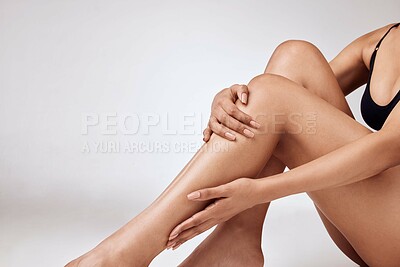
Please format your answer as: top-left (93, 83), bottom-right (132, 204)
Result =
top-left (172, 24), bottom-right (400, 267)
top-left (66, 24), bottom-right (400, 267)
top-left (174, 24), bottom-right (400, 267)
top-left (175, 39), bottom-right (365, 266)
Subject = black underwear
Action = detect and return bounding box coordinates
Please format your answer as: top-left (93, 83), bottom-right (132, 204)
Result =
top-left (360, 22), bottom-right (400, 130)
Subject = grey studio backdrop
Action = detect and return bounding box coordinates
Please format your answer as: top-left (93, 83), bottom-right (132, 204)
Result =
top-left (0, 0), bottom-right (399, 266)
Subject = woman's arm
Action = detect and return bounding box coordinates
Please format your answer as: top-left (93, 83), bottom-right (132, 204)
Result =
top-left (257, 24), bottom-right (400, 198)
top-left (202, 25), bottom-right (392, 141)
top-left (256, 103), bottom-right (400, 203)
top-left (329, 35), bottom-right (369, 96)
top-left (166, 25), bottom-right (400, 247)
top-left (167, 102), bottom-right (400, 248)
top-left (330, 23), bottom-right (400, 96)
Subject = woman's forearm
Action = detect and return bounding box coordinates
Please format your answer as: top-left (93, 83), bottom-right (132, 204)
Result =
top-left (256, 131), bottom-right (399, 203)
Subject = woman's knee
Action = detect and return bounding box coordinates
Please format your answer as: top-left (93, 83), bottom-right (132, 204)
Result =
top-left (245, 73), bottom-right (296, 112)
top-left (248, 73), bottom-right (292, 95)
top-left (246, 74), bottom-right (312, 139)
top-left (271, 40), bottom-right (321, 64)
top-left (266, 40), bottom-right (341, 103)
top-left (233, 74), bottom-right (284, 117)
top-left (265, 40), bottom-right (324, 80)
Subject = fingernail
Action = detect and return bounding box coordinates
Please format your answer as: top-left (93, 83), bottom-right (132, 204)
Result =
top-left (224, 132), bottom-right (236, 140)
top-left (250, 120), bottom-right (261, 129)
top-left (243, 128), bottom-right (255, 138)
top-left (168, 242), bottom-right (177, 249)
top-left (241, 93), bottom-right (248, 104)
top-left (187, 191), bottom-right (200, 200)
top-left (169, 233), bottom-right (178, 240)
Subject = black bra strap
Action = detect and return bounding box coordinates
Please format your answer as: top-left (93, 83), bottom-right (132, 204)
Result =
top-left (375, 23), bottom-right (400, 50)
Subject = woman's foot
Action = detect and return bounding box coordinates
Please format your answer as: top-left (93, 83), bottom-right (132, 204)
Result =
top-left (65, 235), bottom-right (152, 267)
top-left (65, 210), bottom-right (166, 267)
top-left (178, 222), bottom-right (265, 267)
top-left (65, 245), bottom-right (121, 267)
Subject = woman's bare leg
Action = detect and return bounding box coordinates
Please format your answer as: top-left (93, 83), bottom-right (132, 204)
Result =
top-left (266, 41), bottom-right (369, 266)
top-left (178, 44), bottom-right (399, 266)
top-left (248, 73), bottom-right (400, 266)
top-left (181, 40), bottom-right (367, 266)
top-left (67, 71), bottom-right (400, 266)
top-left (178, 72), bottom-right (400, 266)
top-left (66, 80), bottom-right (286, 266)
top-left (178, 156), bottom-right (285, 267)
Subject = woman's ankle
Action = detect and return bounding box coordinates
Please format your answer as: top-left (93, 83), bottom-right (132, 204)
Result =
top-left (217, 220), bottom-right (263, 246)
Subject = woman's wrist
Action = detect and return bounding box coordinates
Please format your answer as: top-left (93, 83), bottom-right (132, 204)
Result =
top-left (254, 173), bottom-right (296, 204)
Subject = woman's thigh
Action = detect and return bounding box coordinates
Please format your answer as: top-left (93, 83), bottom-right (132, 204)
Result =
top-left (264, 40), bottom-right (368, 265)
top-left (260, 75), bottom-right (400, 266)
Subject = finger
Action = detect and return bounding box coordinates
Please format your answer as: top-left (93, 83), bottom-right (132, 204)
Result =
top-left (203, 127), bottom-right (212, 142)
top-left (170, 203), bottom-right (221, 248)
top-left (171, 242), bottom-right (182, 250)
top-left (168, 202), bottom-right (218, 241)
top-left (218, 111), bottom-right (255, 138)
top-left (168, 218), bottom-right (218, 249)
top-left (208, 116), bottom-right (236, 141)
top-left (169, 216), bottom-right (200, 239)
top-left (187, 185), bottom-right (229, 201)
top-left (168, 217), bottom-right (215, 247)
top-left (172, 223), bottom-right (215, 249)
top-left (230, 84), bottom-right (249, 104)
top-left (221, 103), bottom-right (260, 129)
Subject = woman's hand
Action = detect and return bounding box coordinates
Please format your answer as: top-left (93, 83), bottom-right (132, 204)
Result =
top-left (203, 84), bottom-right (261, 142)
top-left (166, 178), bottom-right (260, 250)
